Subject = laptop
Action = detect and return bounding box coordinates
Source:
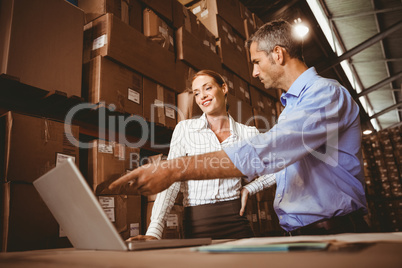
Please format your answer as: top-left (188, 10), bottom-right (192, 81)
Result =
top-left (33, 158), bottom-right (211, 251)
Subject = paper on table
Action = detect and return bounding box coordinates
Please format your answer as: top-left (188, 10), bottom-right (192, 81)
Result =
top-left (193, 242), bottom-right (329, 253)
top-left (218, 232), bottom-right (402, 246)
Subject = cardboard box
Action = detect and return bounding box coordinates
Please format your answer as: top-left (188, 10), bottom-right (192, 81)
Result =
top-left (1, 182), bottom-right (71, 252)
top-left (227, 94), bottom-right (254, 126)
top-left (249, 86), bottom-right (265, 110)
top-left (83, 13), bottom-right (176, 90)
top-left (78, 0), bottom-right (142, 31)
top-left (257, 200), bottom-right (282, 236)
top-left (83, 56), bottom-right (143, 116)
top-left (177, 0), bottom-right (194, 5)
top-left (140, 0), bottom-right (173, 23)
top-left (249, 86), bottom-right (277, 130)
top-left (253, 108), bottom-right (272, 133)
top-left (175, 60), bottom-right (198, 93)
top-left (177, 91), bottom-right (203, 122)
top-left (253, 13), bottom-right (265, 30)
top-left (245, 195), bottom-right (260, 236)
top-left (173, 0), bottom-right (199, 33)
top-left (216, 16), bottom-right (250, 82)
top-left (176, 27), bottom-right (222, 74)
top-left (233, 74), bottom-right (251, 104)
top-left (88, 140), bottom-right (140, 192)
top-left (239, 2), bottom-right (255, 39)
top-left (255, 186), bottom-right (276, 202)
top-left (143, 78), bottom-right (177, 129)
top-left (0, 112), bottom-right (79, 183)
top-left (197, 20), bottom-right (218, 55)
top-left (222, 67), bottom-right (235, 96)
top-left (143, 8), bottom-right (175, 53)
top-left (97, 194), bottom-right (142, 240)
top-left (0, 0), bottom-right (83, 97)
top-left (189, 0), bottom-right (245, 38)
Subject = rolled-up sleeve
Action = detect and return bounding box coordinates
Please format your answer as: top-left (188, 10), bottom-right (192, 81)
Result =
top-left (224, 81), bottom-right (354, 181)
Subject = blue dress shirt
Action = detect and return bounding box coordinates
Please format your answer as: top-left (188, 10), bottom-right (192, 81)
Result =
top-left (224, 67), bottom-right (367, 232)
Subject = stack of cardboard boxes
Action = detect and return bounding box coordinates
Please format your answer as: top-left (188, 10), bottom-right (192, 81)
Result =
top-left (0, 0), bottom-right (283, 251)
top-left (0, 112), bottom-right (80, 251)
top-left (362, 126), bottom-right (402, 232)
top-left (87, 139), bottom-right (142, 240)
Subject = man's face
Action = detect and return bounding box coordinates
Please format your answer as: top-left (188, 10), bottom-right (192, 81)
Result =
top-left (250, 42), bottom-right (281, 89)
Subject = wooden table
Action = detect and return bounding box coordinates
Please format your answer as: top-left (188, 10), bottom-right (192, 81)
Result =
top-left (1, 240), bottom-right (401, 268)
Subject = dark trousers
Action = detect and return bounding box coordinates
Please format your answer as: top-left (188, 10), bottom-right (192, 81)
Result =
top-left (288, 209), bottom-right (370, 236)
top-left (183, 199), bottom-right (254, 240)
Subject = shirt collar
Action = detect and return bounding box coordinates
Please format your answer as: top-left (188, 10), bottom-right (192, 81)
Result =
top-left (281, 67), bottom-right (318, 106)
top-left (194, 113), bottom-right (237, 136)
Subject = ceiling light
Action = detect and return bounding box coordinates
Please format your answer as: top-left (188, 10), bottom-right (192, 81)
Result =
top-left (363, 130), bottom-right (373, 135)
top-left (294, 18), bottom-right (309, 38)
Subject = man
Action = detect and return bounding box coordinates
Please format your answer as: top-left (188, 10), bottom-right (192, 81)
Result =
top-left (110, 20), bottom-right (369, 235)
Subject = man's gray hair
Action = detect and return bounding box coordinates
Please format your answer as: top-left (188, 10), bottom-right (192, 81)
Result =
top-left (246, 19), bottom-right (304, 62)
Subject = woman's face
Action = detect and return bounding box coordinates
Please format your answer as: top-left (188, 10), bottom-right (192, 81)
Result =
top-left (192, 75), bottom-right (228, 116)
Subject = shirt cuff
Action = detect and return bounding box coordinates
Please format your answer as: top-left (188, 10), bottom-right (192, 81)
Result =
top-left (145, 221), bottom-right (164, 240)
top-left (243, 184), bottom-right (259, 196)
top-left (223, 139), bottom-right (261, 181)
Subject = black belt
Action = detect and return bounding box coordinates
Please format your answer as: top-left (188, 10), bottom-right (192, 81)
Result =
top-left (288, 210), bottom-right (369, 236)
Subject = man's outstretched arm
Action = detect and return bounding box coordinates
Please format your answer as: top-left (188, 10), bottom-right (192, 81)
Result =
top-left (109, 150), bottom-right (244, 195)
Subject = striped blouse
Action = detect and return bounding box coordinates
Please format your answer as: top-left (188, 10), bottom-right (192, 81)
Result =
top-left (146, 113), bottom-right (276, 239)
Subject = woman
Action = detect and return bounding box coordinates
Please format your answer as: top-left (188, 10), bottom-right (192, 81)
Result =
top-left (134, 70), bottom-right (275, 240)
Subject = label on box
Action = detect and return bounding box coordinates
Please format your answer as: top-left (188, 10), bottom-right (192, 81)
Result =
top-left (159, 26), bottom-right (168, 36)
top-left (98, 196), bottom-right (115, 208)
top-left (228, 34), bottom-right (234, 43)
top-left (154, 99), bottom-right (164, 107)
top-left (56, 153), bottom-right (76, 166)
top-left (166, 214), bottom-right (178, 228)
top-left (210, 43), bottom-right (216, 52)
top-left (128, 88), bottom-right (140, 104)
top-left (114, 143), bottom-right (125, 160)
top-left (237, 45), bottom-right (242, 52)
top-left (200, 9), bottom-right (209, 18)
top-left (240, 87), bottom-right (245, 93)
top-left (222, 25), bottom-right (228, 33)
top-left (245, 91), bottom-right (250, 99)
top-left (252, 214), bottom-right (258, 222)
top-left (130, 223), bottom-right (140, 237)
top-left (165, 107), bottom-right (175, 119)
top-left (98, 143), bottom-right (113, 154)
top-left (92, 34), bottom-right (107, 50)
top-left (259, 210), bottom-right (267, 220)
top-left (192, 6), bottom-right (201, 15)
top-left (103, 207), bottom-right (115, 222)
top-left (203, 40), bottom-right (210, 47)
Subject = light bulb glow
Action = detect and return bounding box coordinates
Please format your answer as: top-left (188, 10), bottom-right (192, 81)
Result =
top-left (363, 130), bottom-right (373, 135)
top-left (294, 24), bottom-right (309, 38)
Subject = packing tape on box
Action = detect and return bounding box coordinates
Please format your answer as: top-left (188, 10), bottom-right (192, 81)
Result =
top-left (156, 84), bottom-right (165, 125)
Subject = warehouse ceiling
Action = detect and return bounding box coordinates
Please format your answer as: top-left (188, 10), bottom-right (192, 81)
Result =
top-left (239, 0), bottom-right (402, 132)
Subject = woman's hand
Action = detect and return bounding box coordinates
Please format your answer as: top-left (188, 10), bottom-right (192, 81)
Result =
top-left (126, 235), bottom-right (158, 241)
top-left (239, 188), bottom-right (249, 216)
